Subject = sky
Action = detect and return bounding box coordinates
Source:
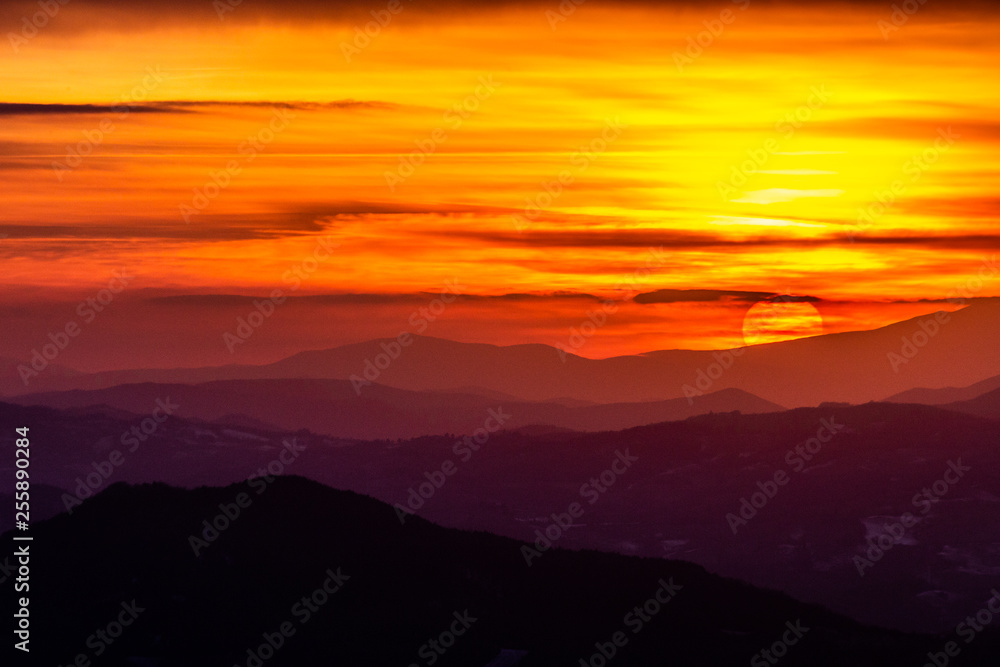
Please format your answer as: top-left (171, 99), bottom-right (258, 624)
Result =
top-left (1, 0), bottom-right (998, 369)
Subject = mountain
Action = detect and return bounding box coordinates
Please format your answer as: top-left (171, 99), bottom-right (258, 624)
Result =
top-left (290, 402), bottom-right (1000, 635)
top-left (0, 354), bottom-right (83, 396)
top-left (9, 380), bottom-right (784, 440)
top-left (3, 399), bottom-right (998, 634)
top-left (3, 299), bottom-right (999, 408)
top-left (0, 482), bottom-right (70, 533)
top-left (884, 373), bottom-right (1000, 405)
top-left (3, 476), bottom-right (969, 666)
top-left (941, 387), bottom-right (1000, 420)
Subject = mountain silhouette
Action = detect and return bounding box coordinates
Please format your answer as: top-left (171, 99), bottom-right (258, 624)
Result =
top-left (3, 399), bottom-right (998, 634)
top-left (10, 380), bottom-right (783, 440)
top-left (941, 387), bottom-right (1000, 420)
top-left (885, 373), bottom-right (1000, 405)
top-left (3, 299), bottom-right (998, 408)
top-left (5, 476), bottom-right (982, 666)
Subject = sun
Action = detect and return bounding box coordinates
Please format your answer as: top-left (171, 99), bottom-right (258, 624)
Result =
top-left (742, 298), bottom-right (824, 346)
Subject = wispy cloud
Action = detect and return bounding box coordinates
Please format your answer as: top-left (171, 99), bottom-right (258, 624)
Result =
top-left (0, 100), bottom-right (400, 117)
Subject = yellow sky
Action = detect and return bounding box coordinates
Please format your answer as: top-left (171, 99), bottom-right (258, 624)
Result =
top-left (1, 1), bottom-right (998, 356)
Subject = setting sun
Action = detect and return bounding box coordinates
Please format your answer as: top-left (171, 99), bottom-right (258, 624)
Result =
top-left (742, 299), bottom-right (825, 346)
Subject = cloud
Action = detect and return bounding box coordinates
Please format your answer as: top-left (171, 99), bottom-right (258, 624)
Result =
top-left (0, 103), bottom-right (175, 116)
top-left (809, 118), bottom-right (999, 144)
top-left (158, 100), bottom-right (402, 112)
top-left (0, 100), bottom-right (400, 117)
top-left (634, 289), bottom-right (772, 304)
top-left (142, 291), bottom-right (607, 306)
top-left (0, 0), bottom-right (994, 38)
top-left (0, 203), bottom-right (495, 242)
top-left (634, 289), bottom-right (821, 304)
top-left (767, 294), bottom-right (822, 303)
top-left (896, 196), bottom-right (1000, 220)
top-left (890, 296), bottom-right (998, 305)
top-left (0, 208), bottom-right (329, 242)
top-left (432, 228), bottom-right (1000, 251)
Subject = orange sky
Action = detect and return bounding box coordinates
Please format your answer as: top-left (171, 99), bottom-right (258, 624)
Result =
top-left (1, 0), bottom-right (998, 365)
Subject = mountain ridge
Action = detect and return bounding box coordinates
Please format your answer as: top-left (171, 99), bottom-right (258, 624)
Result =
top-left (6, 475), bottom-right (972, 666)
top-left (4, 299), bottom-right (998, 407)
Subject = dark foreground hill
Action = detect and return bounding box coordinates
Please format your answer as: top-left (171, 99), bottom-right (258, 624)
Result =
top-left (6, 477), bottom-right (994, 667)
